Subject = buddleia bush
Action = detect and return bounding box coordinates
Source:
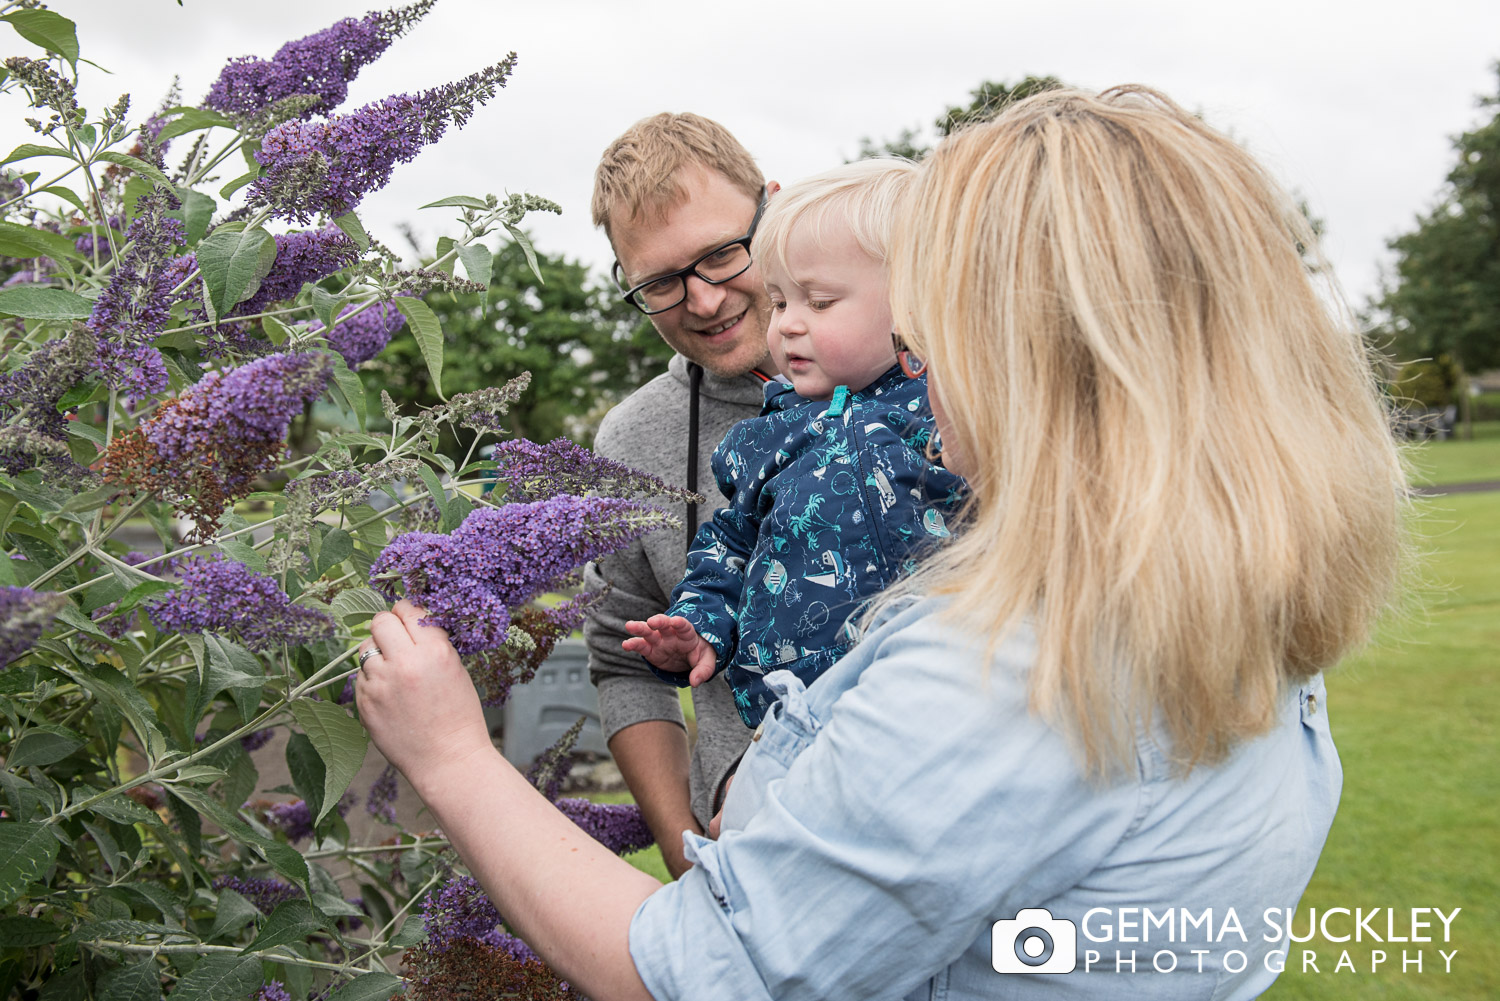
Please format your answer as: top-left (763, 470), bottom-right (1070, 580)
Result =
top-left (0, 5), bottom-right (682, 998)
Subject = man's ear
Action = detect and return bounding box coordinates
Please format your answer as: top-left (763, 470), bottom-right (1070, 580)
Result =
top-left (766, 180), bottom-right (781, 196)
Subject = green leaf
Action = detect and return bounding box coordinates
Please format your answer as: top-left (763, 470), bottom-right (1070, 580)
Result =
top-left (70, 125), bottom-right (96, 149)
top-left (328, 355), bottom-right (366, 428)
top-left (8, 724), bottom-right (87, 767)
top-left (387, 916), bottom-right (425, 948)
top-left (111, 579), bottom-right (174, 615)
top-left (325, 971), bottom-right (404, 1001)
top-left (0, 219), bottom-right (80, 261)
top-left (316, 528), bottom-right (353, 578)
top-left (288, 700), bottom-right (368, 824)
top-left (0, 914), bottom-right (60, 947)
top-left (168, 787), bottom-right (309, 888)
top-left (0, 143), bottom-right (72, 167)
top-left (95, 957), bottom-right (162, 1001)
top-left (416, 464), bottom-right (448, 523)
top-left (86, 795), bottom-right (157, 826)
top-left (0, 286), bottom-right (93, 320)
top-left (200, 634), bottom-right (265, 727)
top-left (262, 314), bottom-right (292, 347)
top-left (394, 297), bottom-right (444, 397)
top-left (175, 189), bottom-right (216, 244)
top-left (0, 823), bottom-right (59, 909)
top-left (154, 109), bottom-right (232, 143)
top-left (208, 887), bottom-right (260, 941)
top-left (419, 194), bottom-right (488, 210)
top-left (34, 184), bottom-right (90, 214)
top-left (242, 898), bottom-right (325, 954)
top-left (220, 746), bottom-right (259, 812)
top-left (56, 380), bottom-right (102, 412)
top-left (161, 764), bottom-right (227, 786)
top-left (163, 955), bottom-right (260, 1001)
top-left (71, 665), bottom-right (164, 759)
top-left (219, 169), bottom-right (257, 200)
top-left (505, 222), bottom-right (544, 285)
top-left (332, 211), bottom-right (370, 252)
top-left (457, 241), bottom-right (491, 312)
top-left (285, 732), bottom-right (325, 819)
top-left (330, 587), bottom-right (387, 625)
top-left (1, 11), bottom-right (79, 69)
top-left (94, 152), bottom-right (171, 188)
top-left (36, 960), bottom-right (84, 1001)
top-left (311, 286), bottom-right (343, 331)
top-left (196, 225), bottom-right (277, 315)
top-left (440, 492), bottom-right (472, 534)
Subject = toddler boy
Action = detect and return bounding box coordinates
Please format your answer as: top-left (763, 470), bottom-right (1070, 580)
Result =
top-left (624, 159), bottom-right (965, 727)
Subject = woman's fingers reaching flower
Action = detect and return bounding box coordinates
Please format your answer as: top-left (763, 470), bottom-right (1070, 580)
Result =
top-left (356, 599), bottom-right (492, 785)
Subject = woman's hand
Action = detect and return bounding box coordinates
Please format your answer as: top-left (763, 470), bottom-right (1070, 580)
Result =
top-left (354, 600), bottom-right (493, 788)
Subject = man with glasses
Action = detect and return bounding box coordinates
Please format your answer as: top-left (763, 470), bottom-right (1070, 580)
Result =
top-left (582, 113), bottom-right (779, 878)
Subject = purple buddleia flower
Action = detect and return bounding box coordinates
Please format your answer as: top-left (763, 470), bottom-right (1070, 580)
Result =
top-left (204, 1), bottom-right (434, 120)
top-left (173, 228), bottom-right (358, 357)
top-left (147, 554), bottom-right (334, 652)
top-left (240, 727), bottom-right (275, 752)
top-left (241, 228), bottom-right (360, 315)
top-left (255, 982), bottom-right (292, 1001)
top-left (489, 438), bottom-right (700, 504)
top-left (1, 586), bottom-right (67, 667)
top-left (212, 875), bottom-right (302, 914)
top-left (261, 792), bottom-right (354, 842)
top-left (421, 874), bottom-right (504, 953)
top-left (554, 798), bottom-right (655, 856)
top-left (366, 763), bottom-right (398, 824)
top-left (525, 718), bottom-right (583, 803)
top-left (103, 352), bottom-right (334, 538)
top-left (467, 592), bottom-right (603, 708)
top-left (369, 496), bottom-right (675, 655)
top-left (88, 187), bottom-right (187, 399)
top-left (251, 58), bottom-right (516, 224)
top-left (0, 325), bottom-right (97, 476)
top-left (309, 298), bottom-right (407, 366)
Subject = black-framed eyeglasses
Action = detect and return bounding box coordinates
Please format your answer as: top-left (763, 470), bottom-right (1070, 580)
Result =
top-left (613, 191), bottom-right (768, 315)
top-left (893, 334), bottom-right (927, 379)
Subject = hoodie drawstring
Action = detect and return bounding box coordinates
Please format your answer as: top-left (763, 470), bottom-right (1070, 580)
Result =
top-left (686, 361), bottom-right (703, 557)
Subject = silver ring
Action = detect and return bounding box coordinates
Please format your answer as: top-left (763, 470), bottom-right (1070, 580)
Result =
top-left (358, 647), bottom-right (382, 669)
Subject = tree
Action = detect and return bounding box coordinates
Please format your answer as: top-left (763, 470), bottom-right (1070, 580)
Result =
top-left (1371, 65), bottom-right (1500, 377)
top-left (857, 76), bottom-right (1066, 160)
top-left (374, 238), bottom-right (672, 450)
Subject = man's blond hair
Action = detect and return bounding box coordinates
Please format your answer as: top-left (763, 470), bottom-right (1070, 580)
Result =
top-left (592, 112), bottom-right (764, 243)
top-left (885, 86), bottom-right (1408, 777)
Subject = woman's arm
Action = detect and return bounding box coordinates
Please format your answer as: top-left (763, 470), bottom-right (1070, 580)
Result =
top-left (356, 601), bottom-right (660, 1001)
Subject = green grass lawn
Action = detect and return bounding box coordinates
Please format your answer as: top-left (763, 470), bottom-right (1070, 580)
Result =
top-left (1265, 489), bottom-right (1499, 1000)
top-left (1406, 421), bottom-right (1500, 486)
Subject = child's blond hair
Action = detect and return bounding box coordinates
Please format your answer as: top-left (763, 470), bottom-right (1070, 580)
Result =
top-left (753, 157), bottom-right (918, 274)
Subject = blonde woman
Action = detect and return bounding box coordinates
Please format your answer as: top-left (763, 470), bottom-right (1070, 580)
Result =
top-left (356, 86), bottom-right (1405, 1000)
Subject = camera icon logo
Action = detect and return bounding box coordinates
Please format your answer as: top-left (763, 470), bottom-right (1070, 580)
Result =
top-left (992, 908), bottom-right (1078, 974)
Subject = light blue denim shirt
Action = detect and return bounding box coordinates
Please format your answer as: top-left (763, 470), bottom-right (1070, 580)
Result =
top-left (628, 598), bottom-right (1342, 1000)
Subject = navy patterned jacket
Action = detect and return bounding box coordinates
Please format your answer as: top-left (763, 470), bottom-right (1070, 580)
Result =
top-left (655, 365), bottom-right (967, 727)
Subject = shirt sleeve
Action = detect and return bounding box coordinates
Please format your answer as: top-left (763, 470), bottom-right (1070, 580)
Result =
top-left (627, 616), bottom-right (1145, 1001)
top-left (662, 433), bottom-right (763, 672)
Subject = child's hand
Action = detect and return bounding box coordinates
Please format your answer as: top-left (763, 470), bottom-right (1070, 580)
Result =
top-left (623, 614), bottom-right (718, 687)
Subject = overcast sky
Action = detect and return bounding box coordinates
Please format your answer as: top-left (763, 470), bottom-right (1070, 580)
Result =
top-left (9, 0), bottom-right (1500, 308)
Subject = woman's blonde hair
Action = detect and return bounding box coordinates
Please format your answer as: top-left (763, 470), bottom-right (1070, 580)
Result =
top-left (753, 157), bottom-right (918, 275)
top-left (887, 86), bottom-right (1407, 777)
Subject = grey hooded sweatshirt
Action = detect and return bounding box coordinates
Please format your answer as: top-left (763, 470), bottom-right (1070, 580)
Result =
top-left (583, 353), bottom-right (766, 827)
